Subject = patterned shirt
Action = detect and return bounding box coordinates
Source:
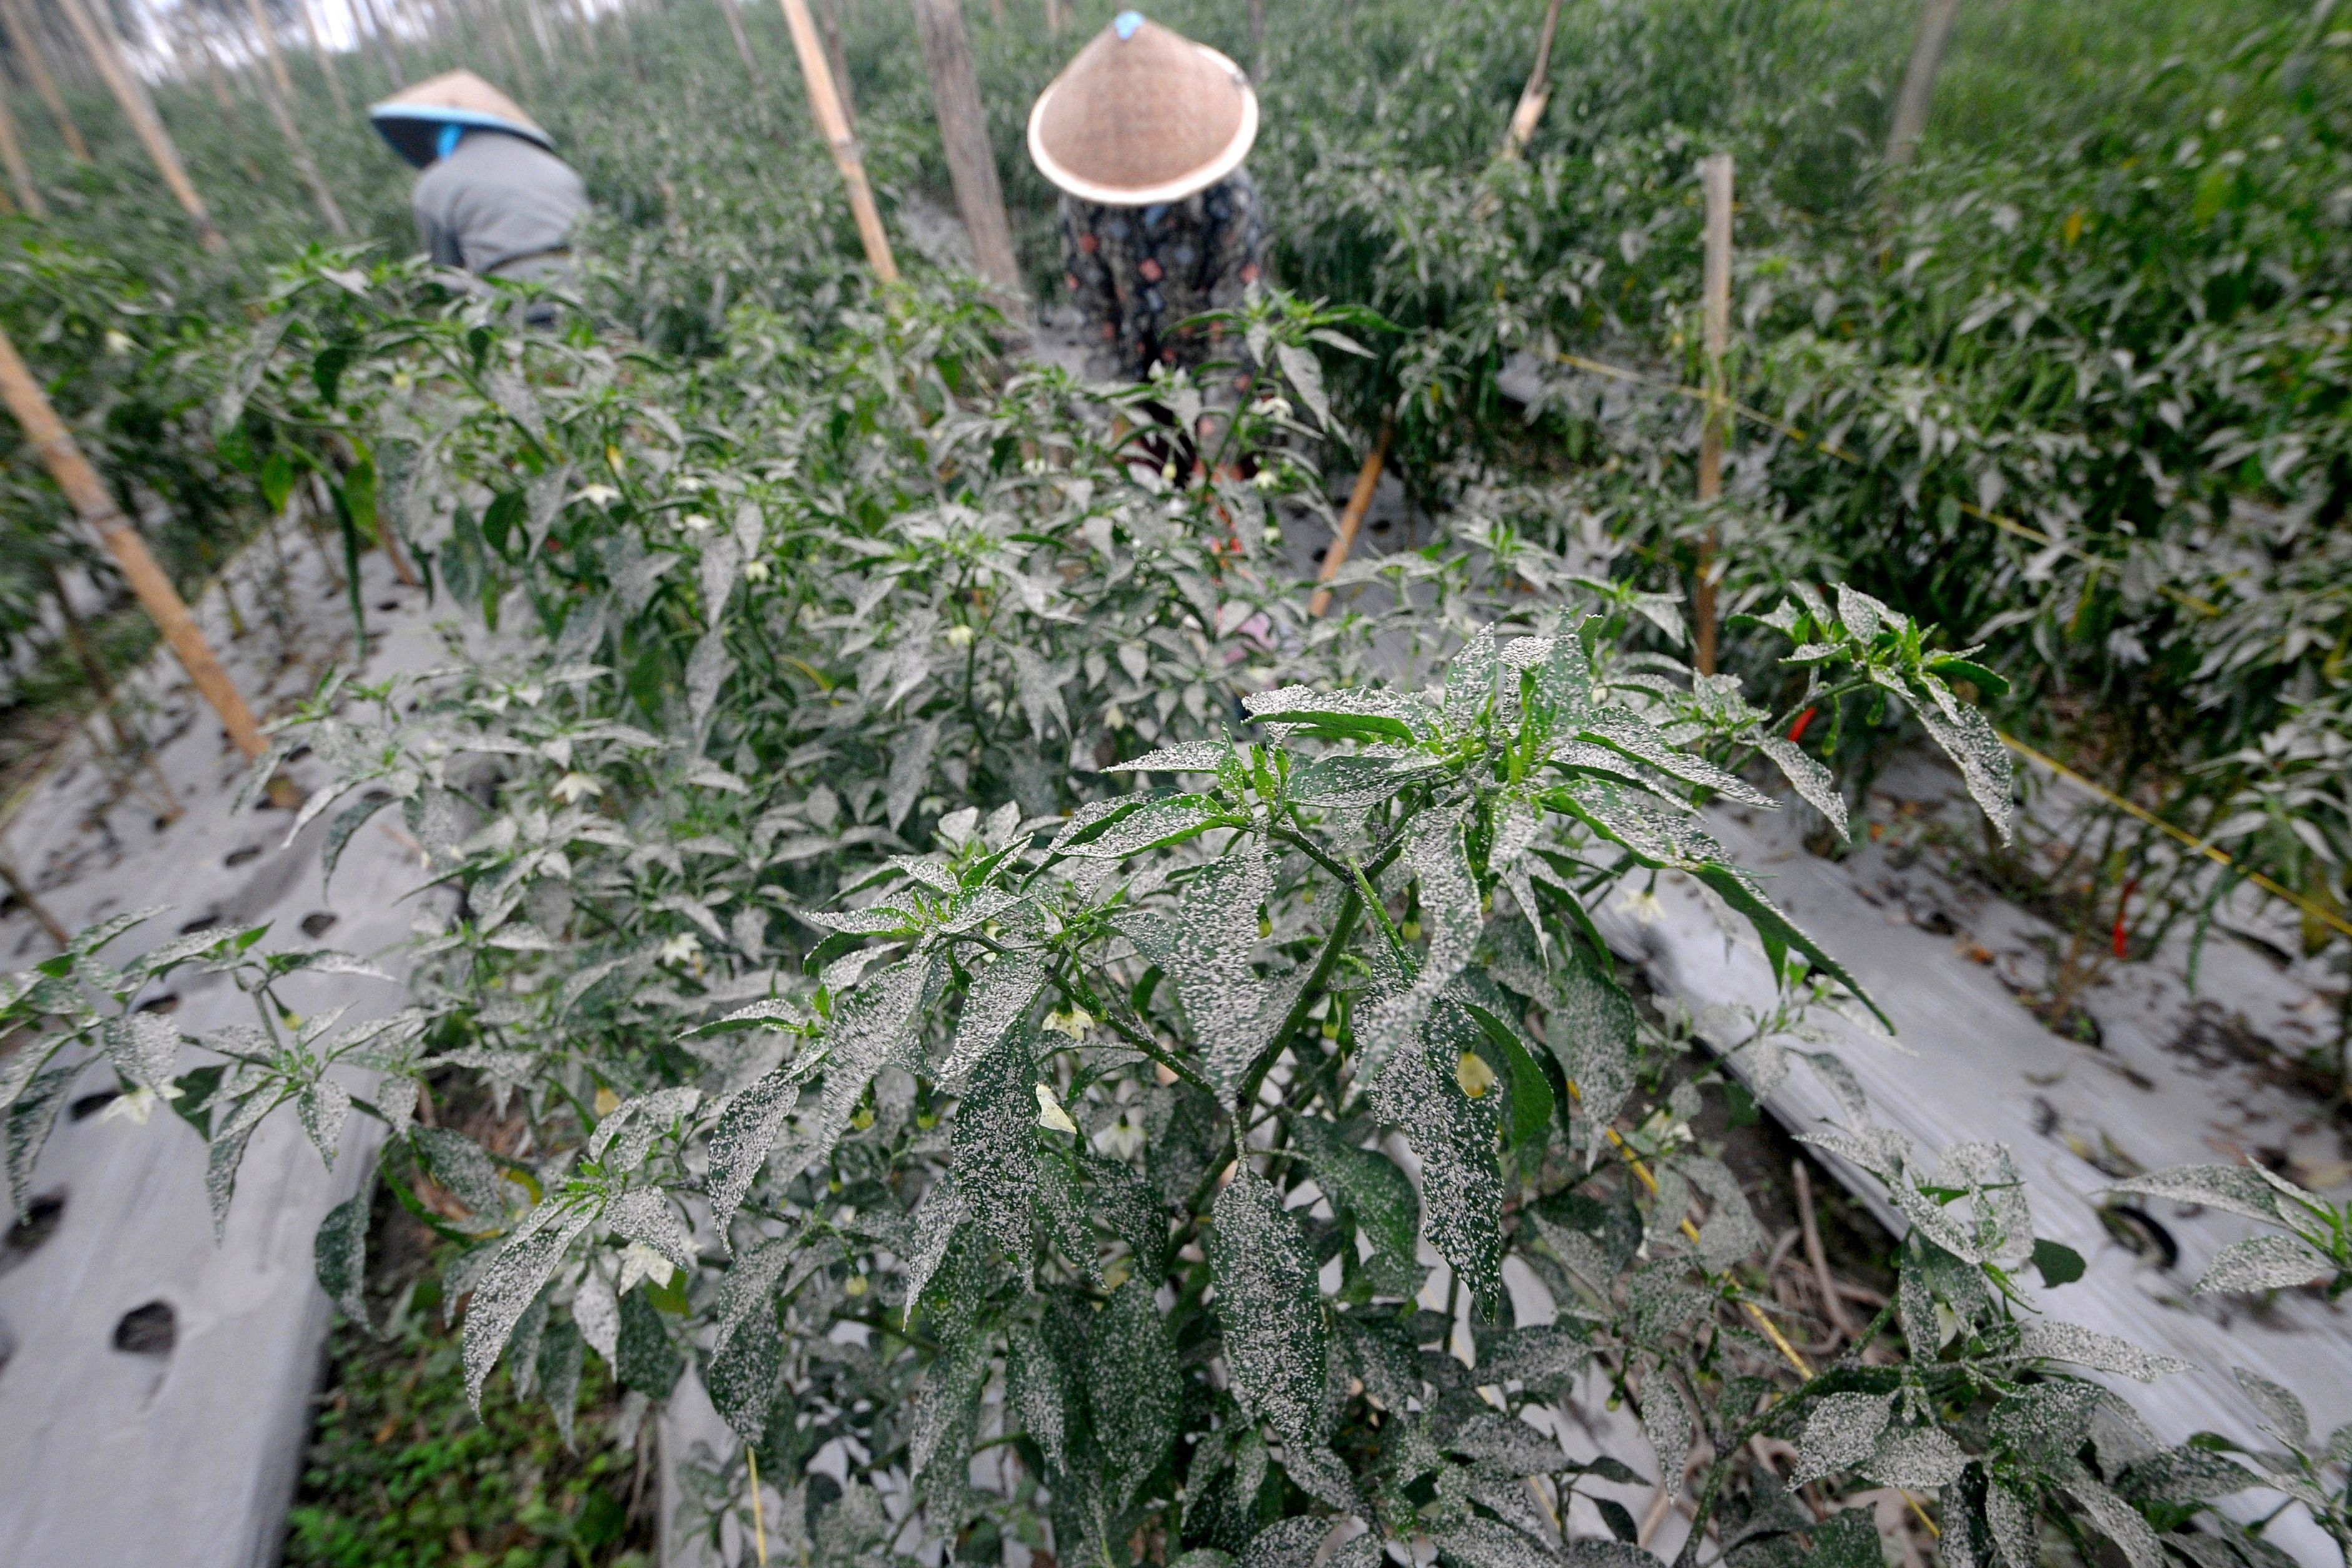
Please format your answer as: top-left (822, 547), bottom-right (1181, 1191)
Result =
top-left (1059, 169), bottom-right (1268, 385)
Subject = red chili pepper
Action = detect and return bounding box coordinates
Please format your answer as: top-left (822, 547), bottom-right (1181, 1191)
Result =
top-left (2112, 878), bottom-right (2138, 959)
top-left (1787, 705), bottom-right (1819, 744)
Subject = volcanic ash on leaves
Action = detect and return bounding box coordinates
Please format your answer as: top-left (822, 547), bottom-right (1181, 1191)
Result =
top-left (461, 1199), bottom-right (599, 1408)
top-left (1208, 1165), bottom-right (1331, 1466)
top-left (952, 1017), bottom-right (1039, 1254)
top-left (1167, 838), bottom-right (1276, 1102)
top-left (615, 1285), bottom-right (683, 1399)
top-left (1793, 1391), bottom-right (1893, 1486)
top-left (1088, 1278), bottom-right (1180, 1512)
top-left (1369, 1004), bottom-right (1502, 1298)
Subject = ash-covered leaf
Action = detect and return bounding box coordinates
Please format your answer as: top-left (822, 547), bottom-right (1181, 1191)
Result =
top-left (903, 1174), bottom-right (968, 1322)
top-left (936, 954), bottom-right (1046, 1089)
top-left (2126, 1165), bottom-right (2286, 1222)
top-left (2017, 1322), bottom-right (2190, 1383)
top-left (414, 1125), bottom-right (508, 1218)
top-left (706, 1306), bottom-right (780, 1442)
top-left (2196, 1234), bottom-right (2329, 1296)
top-left (771, 955), bottom-right (935, 1193)
top-left (539, 1315), bottom-right (583, 1449)
top-left (1006, 1317), bottom-right (1071, 1472)
top-left (460, 1198), bottom-right (598, 1407)
top-left (1352, 811), bottom-right (1481, 1083)
top-left (704, 1049), bottom-right (824, 1234)
top-left (298, 1079), bottom-right (352, 1168)
top-left (1989, 1381), bottom-right (2104, 1468)
top-left (603, 1188), bottom-right (696, 1276)
top-left (1642, 1374), bottom-right (1695, 1498)
top-left (1863, 1426), bottom-right (1971, 1489)
top-left (99, 1011), bottom-right (182, 1092)
top-left (573, 1267), bottom-right (619, 1363)
top-left (1105, 740), bottom-right (1232, 774)
top-left (1209, 1165), bottom-right (1330, 1452)
top-left (2064, 1464), bottom-right (2165, 1568)
top-left (1800, 1507), bottom-right (1883, 1568)
top-left (1430, 1516), bottom-right (1557, 1568)
top-left (315, 1188), bottom-right (372, 1331)
top-left (2232, 1367), bottom-right (2310, 1449)
top-left (1167, 838), bottom-right (1278, 1102)
top-left (1793, 1391), bottom-right (1894, 1485)
top-left (1089, 1278), bottom-right (1180, 1511)
top-left (909, 1340), bottom-right (990, 1489)
top-left (1448, 1411), bottom-right (1568, 1475)
top-left (1369, 1006), bottom-right (1501, 1298)
top-left (1755, 736), bottom-right (1850, 839)
top-left (953, 1018), bottom-right (1039, 1254)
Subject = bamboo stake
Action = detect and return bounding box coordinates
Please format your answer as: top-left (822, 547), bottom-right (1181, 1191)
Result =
top-left (258, 65), bottom-right (353, 236)
top-left (56, 0), bottom-right (227, 252)
top-left (0, 0), bottom-right (89, 161)
top-left (1885, 0), bottom-right (1963, 167)
top-left (715, 0), bottom-right (762, 78)
top-left (182, 11), bottom-right (243, 120)
top-left (0, 68), bottom-right (42, 217)
top-left (810, 0), bottom-right (853, 130)
top-left (1308, 418), bottom-right (1393, 618)
top-left (296, 0), bottom-right (354, 119)
top-left (360, 0), bottom-right (408, 86)
top-left (778, 0), bottom-right (896, 281)
top-left (245, 0), bottom-right (300, 99)
top-left (1692, 152), bottom-right (1733, 676)
top-left (1501, 0), bottom-right (1565, 157)
top-left (1247, 0), bottom-right (1263, 78)
top-left (0, 853), bottom-right (69, 947)
top-left (1043, 0), bottom-right (1059, 35)
top-left (0, 325), bottom-right (267, 759)
top-left (910, 0), bottom-right (1023, 305)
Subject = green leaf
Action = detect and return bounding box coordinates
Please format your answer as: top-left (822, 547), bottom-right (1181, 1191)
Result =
top-left (1692, 865), bottom-right (1890, 1031)
top-left (1800, 1507), bottom-right (1882, 1568)
top-left (459, 1197), bottom-right (598, 1407)
top-left (1289, 1116), bottom-right (1419, 1275)
top-left (1458, 991), bottom-right (1556, 1151)
top-left (615, 1285), bottom-right (684, 1398)
top-left (2031, 1238), bottom-right (2086, 1288)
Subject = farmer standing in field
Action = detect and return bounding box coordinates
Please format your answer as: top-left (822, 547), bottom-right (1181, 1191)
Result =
top-left (1027, 11), bottom-right (1268, 391)
top-left (368, 71), bottom-right (588, 314)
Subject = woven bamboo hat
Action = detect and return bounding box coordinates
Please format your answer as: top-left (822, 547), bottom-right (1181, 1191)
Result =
top-left (370, 71), bottom-right (553, 169)
top-left (1027, 12), bottom-right (1258, 207)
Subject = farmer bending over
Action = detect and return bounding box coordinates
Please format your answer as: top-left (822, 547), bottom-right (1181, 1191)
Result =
top-left (370, 71), bottom-right (587, 315)
top-left (1028, 12), bottom-right (1267, 393)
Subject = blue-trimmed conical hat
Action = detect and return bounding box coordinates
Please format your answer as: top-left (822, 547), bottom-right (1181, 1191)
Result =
top-left (370, 71), bottom-right (552, 169)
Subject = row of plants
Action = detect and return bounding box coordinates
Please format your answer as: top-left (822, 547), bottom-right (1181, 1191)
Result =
top-left (0, 6), bottom-right (2346, 1568)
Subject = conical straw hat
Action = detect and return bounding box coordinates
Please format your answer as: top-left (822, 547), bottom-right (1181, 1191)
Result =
top-left (1027, 13), bottom-right (1258, 207)
top-left (370, 70), bottom-right (553, 169)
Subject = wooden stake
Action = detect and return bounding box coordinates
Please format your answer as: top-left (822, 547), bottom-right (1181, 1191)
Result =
top-left (245, 0), bottom-right (300, 100)
top-left (296, 0), bottom-right (355, 119)
top-left (0, 853), bottom-right (69, 947)
top-left (0, 325), bottom-right (267, 759)
top-left (1043, 0), bottom-right (1059, 35)
top-left (810, 0), bottom-right (854, 130)
top-left (244, 0), bottom-right (352, 236)
top-left (1885, 0), bottom-right (1963, 167)
top-left (361, 0), bottom-right (409, 86)
top-left (0, 69), bottom-right (43, 217)
top-left (1248, 0), bottom-right (1263, 78)
top-left (56, 0), bottom-right (227, 252)
top-left (0, 0), bottom-right (89, 162)
top-left (1308, 418), bottom-right (1394, 618)
top-left (1693, 152), bottom-right (1733, 677)
top-left (779, 0), bottom-right (898, 282)
top-left (910, 0), bottom-right (1024, 306)
top-left (715, 0), bottom-right (763, 77)
top-left (1502, 0), bottom-right (1565, 157)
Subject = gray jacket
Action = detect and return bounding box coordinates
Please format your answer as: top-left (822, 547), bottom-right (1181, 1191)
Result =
top-left (413, 131), bottom-right (587, 282)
